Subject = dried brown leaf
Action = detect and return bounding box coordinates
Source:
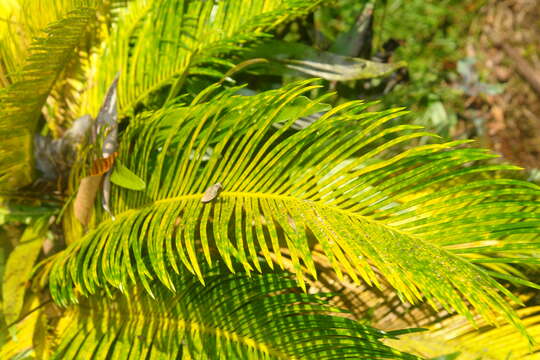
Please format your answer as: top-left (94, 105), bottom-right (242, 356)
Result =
top-left (73, 175), bottom-right (102, 226)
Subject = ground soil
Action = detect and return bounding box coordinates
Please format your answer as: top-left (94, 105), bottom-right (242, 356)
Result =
top-left (471, 0), bottom-right (540, 170)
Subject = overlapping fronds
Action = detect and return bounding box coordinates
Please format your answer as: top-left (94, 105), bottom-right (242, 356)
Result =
top-left (17, 0), bottom-right (97, 36)
top-left (275, 246), bottom-right (451, 330)
top-left (53, 264), bottom-right (419, 359)
top-left (386, 305), bottom-right (540, 359)
top-left (288, 249), bottom-right (540, 358)
top-left (0, 7), bottom-right (97, 190)
top-left (78, 0), bottom-right (326, 119)
top-left (51, 80), bottom-right (540, 338)
top-left (0, 0), bottom-right (21, 87)
top-left (0, 0), bottom-right (99, 85)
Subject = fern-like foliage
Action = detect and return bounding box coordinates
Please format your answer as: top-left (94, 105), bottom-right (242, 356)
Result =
top-left (386, 305), bottom-right (540, 359)
top-left (53, 263), bottom-right (419, 359)
top-left (78, 0), bottom-right (326, 119)
top-left (0, 0), bottom-right (99, 84)
top-left (277, 246), bottom-right (451, 330)
top-left (0, 7), bottom-right (97, 190)
top-left (50, 80), bottom-right (540, 341)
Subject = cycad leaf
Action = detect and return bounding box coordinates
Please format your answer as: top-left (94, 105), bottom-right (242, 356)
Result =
top-left (386, 305), bottom-right (540, 359)
top-left (278, 246), bottom-right (451, 331)
top-left (53, 264), bottom-right (419, 360)
top-left (2, 217), bottom-right (49, 325)
top-left (0, 7), bottom-right (97, 190)
top-left (111, 159), bottom-right (146, 191)
top-left (0, 295), bottom-right (41, 360)
top-left (79, 0), bottom-right (327, 118)
top-left (246, 40), bottom-right (406, 81)
top-left (0, 0), bottom-right (100, 85)
top-left (273, 95), bottom-right (331, 123)
top-left (51, 80), bottom-right (540, 339)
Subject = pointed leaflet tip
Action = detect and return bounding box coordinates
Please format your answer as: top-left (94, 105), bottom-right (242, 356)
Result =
top-left (110, 159), bottom-right (146, 190)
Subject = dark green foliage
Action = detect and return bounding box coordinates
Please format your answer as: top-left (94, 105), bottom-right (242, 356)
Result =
top-left (54, 263), bottom-right (420, 359)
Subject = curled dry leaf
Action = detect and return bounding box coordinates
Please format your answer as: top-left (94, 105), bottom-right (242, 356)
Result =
top-left (73, 75), bottom-right (120, 227)
top-left (73, 175), bottom-right (102, 227)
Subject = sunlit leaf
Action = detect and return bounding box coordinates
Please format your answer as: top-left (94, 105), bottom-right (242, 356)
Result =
top-left (50, 81), bottom-right (540, 341)
top-left (111, 160), bottom-right (146, 191)
top-left (3, 217), bottom-right (48, 325)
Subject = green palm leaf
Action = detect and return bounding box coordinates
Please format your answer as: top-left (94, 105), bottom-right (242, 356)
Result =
top-left (78, 0), bottom-right (327, 119)
top-left (0, 0), bottom-right (100, 85)
top-left (53, 264), bottom-right (419, 359)
top-left (386, 305), bottom-right (540, 359)
top-left (0, 6), bottom-right (98, 190)
top-left (50, 80), bottom-right (540, 340)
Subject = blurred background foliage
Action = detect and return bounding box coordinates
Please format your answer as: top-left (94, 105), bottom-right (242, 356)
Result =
top-left (242, 0), bottom-right (540, 172)
top-left (246, 0), bottom-right (485, 136)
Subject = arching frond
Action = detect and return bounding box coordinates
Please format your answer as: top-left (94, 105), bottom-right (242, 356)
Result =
top-left (277, 246), bottom-right (451, 330)
top-left (3, 216), bottom-right (49, 325)
top-left (52, 264), bottom-right (419, 360)
top-left (78, 0), bottom-right (327, 119)
top-left (0, 7), bottom-right (98, 190)
top-left (385, 305), bottom-right (540, 359)
top-left (0, 0), bottom-right (102, 86)
top-left (51, 80), bottom-right (540, 339)
top-left (244, 40), bottom-right (407, 81)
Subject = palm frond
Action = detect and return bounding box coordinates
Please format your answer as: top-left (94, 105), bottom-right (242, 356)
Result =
top-left (245, 39), bottom-right (407, 81)
top-left (277, 246), bottom-right (451, 330)
top-left (3, 216), bottom-right (49, 325)
top-left (52, 263), bottom-right (419, 360)
top-left (0, 1), bottom-right (100, 86)
top-left (50, 80), bottom-right (540, 339)
top-left (386, 305), bottom-right (540, 359)
top-left (78, 0), bottom-right (327, 119)
top-left (0, 294), bottom-right (42, 359)
top-left (0, 0), bottom-right (22, 87)
top-left (0, 7), bottom-right (98, 190)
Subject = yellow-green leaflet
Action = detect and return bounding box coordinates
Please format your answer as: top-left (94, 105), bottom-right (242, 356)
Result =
top-left (110, 159), bottom-right (146, 191)
top-left (273, 96), bottom-right (331, 123)
top-left (3, 216), bottom-right (49, 325)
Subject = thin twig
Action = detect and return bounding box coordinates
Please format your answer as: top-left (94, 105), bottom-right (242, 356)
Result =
top-left (4, 299), bottom-right (53, 330)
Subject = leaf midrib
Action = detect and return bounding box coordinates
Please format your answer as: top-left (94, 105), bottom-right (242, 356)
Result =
top-left (101, 190), bottom-right (415, 243)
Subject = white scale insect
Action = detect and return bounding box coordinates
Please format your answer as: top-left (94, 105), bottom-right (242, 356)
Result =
top-left (201, 182), bottom-right (223, 203)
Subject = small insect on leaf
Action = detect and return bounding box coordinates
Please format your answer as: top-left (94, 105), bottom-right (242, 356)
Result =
top-left (201, 183), bottom-right (223, 203)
